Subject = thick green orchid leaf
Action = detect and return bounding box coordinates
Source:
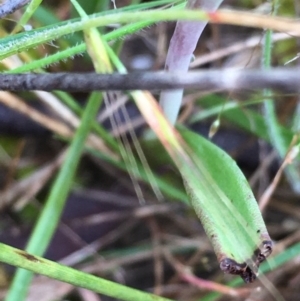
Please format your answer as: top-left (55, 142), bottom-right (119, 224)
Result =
top-left (128, 90), bottom-right (271, 283)
top-left (177, 127), bottom-right (272, 283)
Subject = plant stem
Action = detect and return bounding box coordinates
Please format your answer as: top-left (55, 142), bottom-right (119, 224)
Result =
top-left (159, 0), bottom-right (223, 125)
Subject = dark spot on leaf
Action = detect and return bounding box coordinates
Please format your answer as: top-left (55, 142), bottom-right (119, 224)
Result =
top-left (16, 250), bottom-right (39, 263)
top-left (257, 229), bottom-right (260, 233)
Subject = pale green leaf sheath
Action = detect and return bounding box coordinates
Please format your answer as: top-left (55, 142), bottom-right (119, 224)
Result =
top-left (180, 128), bottom-right (272, 283)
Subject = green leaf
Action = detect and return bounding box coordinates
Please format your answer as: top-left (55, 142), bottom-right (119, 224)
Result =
top-left (178, 127), bottom-right (272, 283)
top-left (0, 243), bottom-right (174, 301)
top-left (125, 87), bottom-right (271, 283)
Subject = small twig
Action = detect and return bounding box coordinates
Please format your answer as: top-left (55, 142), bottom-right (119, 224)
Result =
top-left (77, 288), bottom-right (101, 301)
top-left (77, 238), bottom-right (205, 275)
top-left (249, 150), bottom-right (277, 188)
top-left (1, 69), bottom-right (300, 92)
top-left (271, 198), bottom-right (300, 222)
top-left (190, 32), bottom-right (290, 68)
top-left (71, 204), bottom-right (181, 227)
top-left (271, 228), bottom-right (300, 256)
top-left (0, 0), bottom-right (30, 18)
top-left (0, 150), bottom-right (66, 211)
top-left (148, 218), bottom-right (164, 296)
top-left (0, 91), bottom-right (73, 136)
top-left (59, 219), bottom-right (138, 267)
top-left (180, 272), bottom-right (255, 297)
top-left (1, 139), bottom-right (25, 193)
top-left (163, 249), bottom-right (253, 297)
top-left (0, 91), bottom-right (116, 157)
top-left (259, 135), bottom-right (300, 212)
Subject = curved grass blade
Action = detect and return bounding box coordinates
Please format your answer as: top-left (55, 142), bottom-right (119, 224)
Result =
top-left (0, 242), bottom-right (174, 301)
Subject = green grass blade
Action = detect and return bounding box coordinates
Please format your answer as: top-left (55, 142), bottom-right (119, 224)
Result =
top-left (0, 243), bottom-right (174, 301)
top-left (261, 1), bottom-right (300, 193)
top-left (12, 0), bottom-right (173, 34)
top-left (262, 9), bottom-right (286, 157)
top-left (71, 0), bottom-right (107, 17)
top-left (0, 9), bottom-right (207, 61)
top-left (0, 6), bottom-right (299, 61)
top-left (5, 93), bottom-right (103, 301)
top-left (12, 0), bottom-right (43, 33)
top-left (7, 2), bottom-right (186, 73)
top-left (54, 91), bottom-right (119, 152)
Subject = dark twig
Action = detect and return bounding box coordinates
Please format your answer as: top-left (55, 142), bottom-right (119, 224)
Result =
top-left (1, 68), bottom-right (300, 92)
top-left (0, 0), bottom-right (30, 18)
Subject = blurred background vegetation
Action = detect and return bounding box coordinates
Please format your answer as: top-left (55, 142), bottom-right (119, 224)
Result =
top-left (0, 0), bottom-right (299, 300)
